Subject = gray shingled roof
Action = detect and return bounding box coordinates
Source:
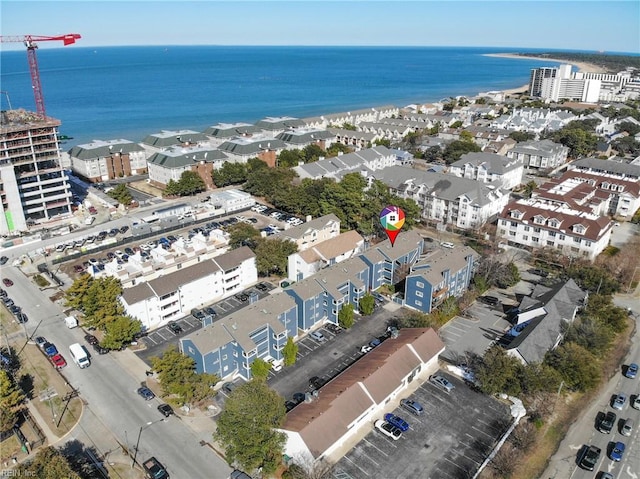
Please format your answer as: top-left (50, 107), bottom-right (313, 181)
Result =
top-left (218, 137), bottom-right (287, 155)
top-left (275, 214), bottom-right (341, 241)
top-left (203, 123), bottom-right (261, 138)
top-left (453, 152), bottom-right (522, 175)
top-left (571, 157), bottom-right (640, 178)
top-left (142, 130), bottom-right (209, 148)
top-left (276, 129), bottom-right (335, 145)
top-left (255, 117), bottom-right (305, 131)
top-left (147, 147), bottom-right (227, 168)
top-left (509, 139), bottom-right (566, 156)
top-left (212, 246), bottom-right (255, 272)
top-left (68, 140), bottom-right (144, 160)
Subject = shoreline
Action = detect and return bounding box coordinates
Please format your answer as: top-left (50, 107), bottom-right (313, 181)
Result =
top-left (484, 53), bottom-right (608, 74)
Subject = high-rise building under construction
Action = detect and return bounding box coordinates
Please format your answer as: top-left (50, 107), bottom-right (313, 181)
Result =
top-left (0, 109), bottom-right (72, 234)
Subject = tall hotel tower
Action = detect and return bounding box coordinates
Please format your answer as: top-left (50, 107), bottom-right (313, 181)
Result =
top-left (0, 110), bottom-right (72, 234)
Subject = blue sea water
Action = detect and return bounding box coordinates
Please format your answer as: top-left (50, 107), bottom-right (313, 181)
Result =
top-left (0, 46), bottom-right (563, 146)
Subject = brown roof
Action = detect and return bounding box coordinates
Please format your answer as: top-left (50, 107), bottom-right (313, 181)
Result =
top-left (212, 246), bottom-right (255, 272)
top-left (148, 260), bottom-right (221, 297)
top-left (282, 328), bottom-right (444, 458)
top-left (500, 199), bottom-right (612, 241)
top-left (121, 282), bottom-right (154, 305)
top-left (313, 230), bottom-right (364, 259)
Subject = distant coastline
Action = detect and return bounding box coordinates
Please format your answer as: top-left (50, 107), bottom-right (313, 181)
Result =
top-left (483, 53), bottom-right (607, 74)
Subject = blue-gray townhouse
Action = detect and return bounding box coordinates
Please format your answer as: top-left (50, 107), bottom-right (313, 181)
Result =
top-left (360, 230), bottom-right (424, 290)
top-left (404, 246), bottom-right (478, 313)
top-left (180, 293), bottom-right (297, 379)
top-left (285, 255), bottom-right (370, 328)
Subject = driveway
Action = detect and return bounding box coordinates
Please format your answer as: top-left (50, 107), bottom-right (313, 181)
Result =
top-left (268, 303), bottom-right (404, 404)
top-left (333, 371), bottom-right (512, 479)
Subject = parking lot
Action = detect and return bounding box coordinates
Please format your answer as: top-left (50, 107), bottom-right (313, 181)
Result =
top-left (333, 372), bottom-right (512, 479)
top-left (135, 282), bottom-right (275, 363)
top-left (267, 300), bottom-right (405, 407)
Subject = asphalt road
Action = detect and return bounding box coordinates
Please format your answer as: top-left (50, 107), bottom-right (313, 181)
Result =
top-left (2, 263), bottom-right (232, 479)
top-left (543, 294), bottom-right (640, 479)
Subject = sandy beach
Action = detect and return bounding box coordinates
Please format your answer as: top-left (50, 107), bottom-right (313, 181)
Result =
top-left (484, 53), bottom-right (608, 74)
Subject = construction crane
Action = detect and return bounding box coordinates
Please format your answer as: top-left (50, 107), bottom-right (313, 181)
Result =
top-left (0, 33), bottom-right (81, 116)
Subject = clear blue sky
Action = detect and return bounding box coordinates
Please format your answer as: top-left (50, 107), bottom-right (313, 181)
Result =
top-left (1, 1), bottom-right (638, 53)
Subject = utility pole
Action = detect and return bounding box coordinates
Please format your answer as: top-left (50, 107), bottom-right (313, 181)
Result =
top-left (131, 418), bottom-right (165, 468)
top-left (56, 387), bottom-right (79, 428)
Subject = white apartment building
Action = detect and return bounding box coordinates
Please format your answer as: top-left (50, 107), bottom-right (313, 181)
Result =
top-left (203, 123), bottom-right (261, 147)
top-left (0, 110), bottom-right (73, 234)
top-left (147, 146), bottom-right (227, 189)
top-left (293, 146), bottom-right (396, 180)
top-left (274, 214), bottom-right (341, 251)
top-left (141, 130), bottom-right (210, 153)
top-left (208, 189), bottom-right (255, 213)
top-left (449, 152), bottom-right (524, 190)
top-left (67, 139), bottom-right (148, 182)
top-left (506, 139), bottom-right (569, 170)
top-left (287, 230), bottom-right (365, 282)
top-left (529, 64), bottom-right (600, 103)
top-left (498, 199), bottom-right (613, 261)
top-left (120, 247), bottom-right (257, 331)
top-left (372, 166), bottom-right (510, 229)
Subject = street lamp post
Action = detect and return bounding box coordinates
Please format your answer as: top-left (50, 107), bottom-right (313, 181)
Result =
top-left (131, 418), bottom-right (165, 468)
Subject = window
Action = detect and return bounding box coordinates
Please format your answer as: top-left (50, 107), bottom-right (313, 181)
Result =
top-left (510, 221), bottom-right (518, 227)
top-left (501, 220), bottom-right (508, 226)
top-left (547, 240), bottom-right (554, 246)
top-left (532, 237), bottom-right (539, 242)
top-left (416, 300), bottom-right (422, 307)
top-left (585, 241), bottom-right (592, 247)
top-left (523, 235), bottom-right (528, 240)
top-left (559, 235), bottom-right (565, 241)
top-left (549, 231), bottom-right (556, 237)
top-left (534, 228), bottom-right (541, 233)
top-left (416, 281), bottom-right (424, 288)
top-left (222, 354), bottom-right (228, 360)
top-left (416, 291), bottom-right (423, 298)
top-left (573, 237), bottom-right (581, 244)
top-left (509, 231), bottom-right (516, 236)
top-left (524, 226), bottom-right (530, 232)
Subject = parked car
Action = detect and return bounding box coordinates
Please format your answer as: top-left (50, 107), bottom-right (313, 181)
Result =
top-left (34, 337), bottom-right (47, 349)
top-left (579, 445), bottom-right (601, 471)
top-left (360, 345), bottom-right (373, 354)
top-left (384, 413), bottom-right (409, 432)
top-left (84, 334), bottom-right (99, 346)
top-left (43, 343), bottom-right (58, 357)
top-left (429, 374), bottom-right (455, 393)
top-left (285, 400), bottom-right (297, 412)
top-left (440, 242), bottom-right (455, 249)
top-left (369, 338), bottom-right (381, 348)
top-left (92, 343), bottom-right (109, 355)
top-left (50, 354), bottom-right (67, 369)
top-left (137, 387), bottom-right (155, 401)
top-left (191, 309), bottom-right (205, 320)
top-left (621, 417), bottom-right (634, 436)
top-left (203, 306), bottom-right (217, 317)
top-left (142, 457), bottom-right (169, 479)
top-left (529, 268), bottom-right (549, 277)
top-left (310, 331), bottom-right (326, 342)
top-left (157, 404), bottom-right (174, 417)
top-left (479, 296), bottom-right (499, 306)
top-left (612, 393), bottom-right (627, 410)
top-left (0, 256), bottom-right (8, 265)
top-left (2, 278), bottom-right (13, 287)
top-left (309, 376), bottom-right (324, 389)
top-left (624, 363), bottom-right (638, 379)
top-left (326, 323), bottom-right (342, 334)
top-left (610, 441), bottom-right (625, 461)
top-left (292, 392), bottom-right (306, 404)
top-left (167, 321), bottom-right (183, 334)
top-left (374, 419), bottom-right (402, 440)
top-left (400, 398), bottom-right (424, 416)
top-left (632, 395), bottom-right (640, 410)
top-left (598, 411), bottom-right (616, 434)
top-left (119, 226), bottom-right (129, 234)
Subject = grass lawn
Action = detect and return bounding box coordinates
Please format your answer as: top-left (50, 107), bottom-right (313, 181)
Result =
top-left (0, 435), bottom-right (22, 463)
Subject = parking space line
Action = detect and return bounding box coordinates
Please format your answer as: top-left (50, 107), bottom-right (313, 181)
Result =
top-left (362, 439), bottom-right (389, 457)
top-left (299, 341), bottom-right (313, 352)
top-left (341, 456), bottom-right (370, 477)
top-left (471, 425), bottom-right (494, 438)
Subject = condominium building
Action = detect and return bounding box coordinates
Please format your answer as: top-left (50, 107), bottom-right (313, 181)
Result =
top-left (529, 64), bottom-right (601, 103)
top-left (67, 139), bottom-right (148, 182)
top-left (0, 110), bottom-right (72, 234)
top-left (449, 152), bottom-right (524, 190)
top-left (506, 139), bottom-right (569, 170)
top-left (147, 146), bottom-right (228, 189)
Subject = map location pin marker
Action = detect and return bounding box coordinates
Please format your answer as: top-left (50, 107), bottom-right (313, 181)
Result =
top-left (379, 206), bottom-right (405, 247)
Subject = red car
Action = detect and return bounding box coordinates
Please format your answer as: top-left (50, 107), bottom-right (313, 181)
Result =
top-left (2, 278), bottom-right (13, 287)
top-left (50, 354), bottom-right (67, 369)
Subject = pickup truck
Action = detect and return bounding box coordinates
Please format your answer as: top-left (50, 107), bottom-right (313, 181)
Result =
top-left (142, 457), bottom-right (169, 479)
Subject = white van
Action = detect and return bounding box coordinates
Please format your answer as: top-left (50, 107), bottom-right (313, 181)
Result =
top-left (69, 343), bottom-right (90, 368)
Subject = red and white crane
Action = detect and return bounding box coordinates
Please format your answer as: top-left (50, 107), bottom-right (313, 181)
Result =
top-left (0, 33), bottom-right (81, 116)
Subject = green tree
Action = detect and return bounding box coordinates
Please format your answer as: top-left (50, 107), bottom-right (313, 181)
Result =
top-left (228, 222), bottom-right (261, 249)
top-left (282, 337), bottom-right (298, 366)
top-left (302, 144), bottom-right (325, 163)
top-left (617, 120), bottom-right (640, 136)
top-left (177, 170), bottom-right (206, 195)
top-left (325, 143), bottom-right (352, 157)
top-left (0, 369), bottom-right (25, 433)
top-left (374, 138), bottom-right (392, 147)
top-left (423, 146), bottom-right (442, 162)
top-left (567, 264), bottom-right (619, 295)
top-left (64, 273), bottom-right (94, 310)
top-left (245, 168), bottom-right (296, 199)
top-left (341, 123), bottom-right (356, 131)
top-left (442, 139), bottom-right (482, 164)
top-left (450, 120), bottom-right (463, 129)
top-left (102, 316), bottom-right (142, 351)
top-left (612, 136), bottom-right (640, 156)
top-left (164, 179), bottom-right (180, 196)
top-left (476, 346), bottom-right (524, 396)
top-left (545, 342), bottom-right (601, 391)
top-left (215, 381), bottom-right (286, 475)
top-left (107, 183), bottom-right (133, 205)
top-left (254, 238), bottom-right (298, 277)
top-left (338, 304), bottom-right (355, 329)
top-left (251, 358), bottom-right (272, 381)
top-left (277, 149), bottom-right (305, 168)
top-left (509, 131), bottom-right (535, 142)
top-left (213, 162), bottom-right (249, 187)
top-left (523, 180), bottom-right (537, 198)
top-left (151, 347), bottom-right (219, 405)
top-left (15, 447), bottom-right (81, 479)
top-left (552, 127), bottom-right (598, 157)
top-left (359, 294), bottom-right (375, 316)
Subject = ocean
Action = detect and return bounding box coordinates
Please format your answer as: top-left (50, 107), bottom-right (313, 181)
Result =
top-left (0, 46), bottom-right (563, 146)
